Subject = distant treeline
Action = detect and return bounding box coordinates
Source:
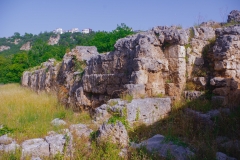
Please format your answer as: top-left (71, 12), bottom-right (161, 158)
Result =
top-left (0, 24), bottom-right (133, 83)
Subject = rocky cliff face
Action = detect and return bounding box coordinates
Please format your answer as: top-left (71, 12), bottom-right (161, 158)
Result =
top-left (20, 41), bottom-right (31, 51)
top-left (0, 45), bottom-right (10, 52)
top-left (22, 17), bottom-right (240, 110)
top-left (48, 34), bottom-right (60, 45)
top-left (22, 59), bottom-right (59, 92)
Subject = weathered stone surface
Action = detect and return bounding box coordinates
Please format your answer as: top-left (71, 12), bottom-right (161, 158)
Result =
top-left (69, 124), bottom-right (93, 137)
top-left (0, 135), bottom-right (20, 152)
top-left (216, 152), bottom-right (237, 160)
top-left (0, 142), bottom-right (19, 153)
top-left (193, 26), bottom-right (215, 41)
top-left (200, 21), bottom-right (221, 28)
top-left (193, 77), bottom-right (207, 86)
top-left (0, 135), bottom-right (13, 145)
top-left (45, 134), bottom-right (66, 156)
top-left (152, 26), bottom-right (189, 45)
top-left (22, 27), bottom-right (188, 110)
top-left (132, 134), bottom-right (194, 160)
top-left (94, 98), bottom-right (171, 126)
top-left (48, 34), bottom-right (60, 45)
top-left (97, 121), bottom-right (128, 148)
top-left (22, 59), bottom-right (59, 92)
top-left (0, 45), bottom-right (10, 52)
top-left (210, 77), bottom-right (239, 106)
top-left (123, 84), bottom-right (145, 98)
top-left (20, 41), bottom-right (31, 50)
top-left (22, 138), bottom-right (50, 158)
top-left (51, 118), bottom-right (66, 126)
top-left (228, 10), bottom-right (240, 23)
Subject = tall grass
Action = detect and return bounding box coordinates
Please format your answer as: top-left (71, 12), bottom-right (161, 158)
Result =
top-left (0, 84), bottom-right (91, 142)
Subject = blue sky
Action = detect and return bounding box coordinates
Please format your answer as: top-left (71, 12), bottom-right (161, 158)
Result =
top-left (0, 0), bottom-right (240, 38)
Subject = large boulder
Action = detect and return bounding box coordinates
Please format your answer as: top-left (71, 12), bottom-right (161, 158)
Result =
top-left (0, 135), bottom-right (19, 152)
top-left (97, 121), bottom-right (128, 148)
top-left (69, 123), bottom-right (93, 137)
top-left (94, 97), bottom-right (171, 126)
top-left (45, 133), bottom-right (67, 156)
top-left (21, 138), bottom-right (50, 158)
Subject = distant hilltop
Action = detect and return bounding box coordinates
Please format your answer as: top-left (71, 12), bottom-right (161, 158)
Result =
top-left (53, 28), bottom-right (92, 34)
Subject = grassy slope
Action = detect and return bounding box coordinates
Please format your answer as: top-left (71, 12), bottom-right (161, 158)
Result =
top-left (0, 83), bottom-right (91, 142)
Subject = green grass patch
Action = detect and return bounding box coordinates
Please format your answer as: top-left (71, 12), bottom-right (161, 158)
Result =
top-left (120, 93), bottom-right (133, 103)
top-left (0, 84), bottom-right (92, 142)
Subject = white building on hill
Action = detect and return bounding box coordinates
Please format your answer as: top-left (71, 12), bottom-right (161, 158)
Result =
top-left (82, 28), bottom-right (92, 34)
top-left (53, 28), bottom-right (63, 34)
top-left (68, 28), bottom-right (79, 33)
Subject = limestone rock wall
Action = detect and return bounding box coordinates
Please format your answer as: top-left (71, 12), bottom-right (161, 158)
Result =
top-left (22, 59), bottom-right (59, 92)
top-left (210, 25), bottom-right (240, 106)
top-left (22, 21), bottom-right (240, 110)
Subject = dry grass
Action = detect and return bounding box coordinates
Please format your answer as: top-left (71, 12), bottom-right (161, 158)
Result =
top-left (0, 83), bottom-right (91, 142)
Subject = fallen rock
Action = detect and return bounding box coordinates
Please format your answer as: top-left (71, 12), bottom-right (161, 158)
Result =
top-left (216, 152), bottom-right (237, 160)
top-left (132, 134), bottom-right (194, 160)
top-left (97, 121), bottom-right (128, 148)
top-left (51, 118), bottom-right (66, 126)
top-left (0, 141), bottom-right (20, 153)
top-left (21, 138), bottom-right (50, 158)
top-left (0, 135), bottom-right (13, 145)
top-left (45, 133), bottom-right (66, 156)
top-left (0, 135), bottom-right (20, 152)
top-left (69, 124), bottom-right (93, 137)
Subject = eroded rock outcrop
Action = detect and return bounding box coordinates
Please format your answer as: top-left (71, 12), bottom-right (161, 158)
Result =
top-left (210, 25), bottom-right (240, 106)
top-left (0, 45), bottom-right (10, 52)
top-left (22, 11), bottom-right (240, 109)
top-left (228, 10), bottom-right (240, 23)
top-left (22, 58), bottom-right (59, 92)
top-left (20, 41), bottom-right (31, 50)
top-left (48, 34), bottom-right (60, 45)
top-left (0, 135), bottom-right (19, 153)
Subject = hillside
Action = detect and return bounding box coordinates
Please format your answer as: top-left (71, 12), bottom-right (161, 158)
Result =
top-left (0, 23), bottom-right (133, 83)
